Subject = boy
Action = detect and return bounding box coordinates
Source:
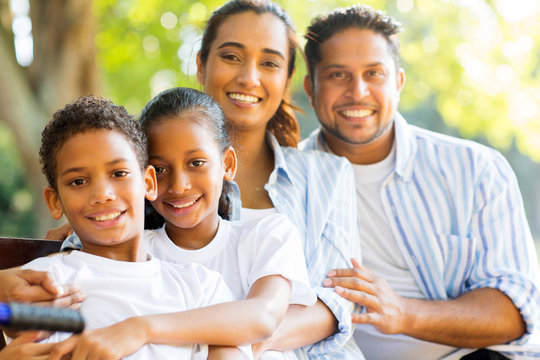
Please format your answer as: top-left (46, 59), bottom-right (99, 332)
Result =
top-left (22, 95), bottom-right (244, 359)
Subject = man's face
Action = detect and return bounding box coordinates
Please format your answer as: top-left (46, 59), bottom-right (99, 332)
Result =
top-left (305, 28), bottom-right (404, 151)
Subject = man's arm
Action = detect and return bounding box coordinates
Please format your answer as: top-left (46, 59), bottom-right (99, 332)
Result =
top-left (326, 258), bottom-right (526, 347)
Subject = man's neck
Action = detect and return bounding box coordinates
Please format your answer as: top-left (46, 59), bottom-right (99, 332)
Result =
top-left (324, 126), bottom-right (395, 165)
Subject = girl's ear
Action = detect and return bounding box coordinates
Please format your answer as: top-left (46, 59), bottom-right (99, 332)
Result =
top-left (223, 146), bottom-right (237, 181)
top-left (144, 165), bottom-right (158, 201)
top-left (43, 187), bottom-right (64, 220)
top-left (196, 51), bottom-right (205, 85)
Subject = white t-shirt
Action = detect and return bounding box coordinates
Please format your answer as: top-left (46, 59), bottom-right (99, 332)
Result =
top-left (22, 250), bottom-right (248, 360)
top-left (145, 214), bottom-right (316, 307)
top-left (145, 214), bottom-right (317, 360)
top-left (352, 143), bottom-right (458, 360)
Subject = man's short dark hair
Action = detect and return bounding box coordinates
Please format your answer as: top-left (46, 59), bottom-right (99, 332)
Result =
top-left (304, 5), bottom-right (402, 80)
top-left (40, 95), bottom-right (147, 190)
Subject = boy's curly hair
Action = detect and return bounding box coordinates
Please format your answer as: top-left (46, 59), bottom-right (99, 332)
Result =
top-left (40, 95), bottom-right (147, 190)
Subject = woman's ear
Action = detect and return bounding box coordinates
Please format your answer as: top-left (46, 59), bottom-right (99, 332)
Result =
top-left (43, 187), bottom-right (64, 220)
top-left (144, 165), bottom-right (158, 201)
top-left (223, 146), bottom-right (237, 181)
top-left (196, 51), bottom-right (205, 85)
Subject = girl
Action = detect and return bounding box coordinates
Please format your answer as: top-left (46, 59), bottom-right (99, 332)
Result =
top-left (195, 1), bottom-right (362, 358)
top-left (49, 87), bottom-right (316, 360)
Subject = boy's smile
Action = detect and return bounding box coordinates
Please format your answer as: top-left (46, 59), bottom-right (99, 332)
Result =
top-left (44, 129), bottom-right (156, 261)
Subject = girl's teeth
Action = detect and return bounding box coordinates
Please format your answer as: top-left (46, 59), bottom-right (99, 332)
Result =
top-left (341, 109), bottom-right (374, 118)
top-left (172, 199), bottom-right (197, 209)
top-left (229, 93), bottom-right (259, 104)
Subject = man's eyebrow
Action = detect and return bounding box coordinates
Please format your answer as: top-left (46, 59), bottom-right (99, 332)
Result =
top-left (217, 41), bottom-right (285, 60)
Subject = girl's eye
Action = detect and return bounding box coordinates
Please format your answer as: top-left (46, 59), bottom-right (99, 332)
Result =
top-left (69, 178), bottom-right (87, 187)
top-left (154, 166), bottom-right (167, 175)
top-left (112, 170), bottom-right (129, 178)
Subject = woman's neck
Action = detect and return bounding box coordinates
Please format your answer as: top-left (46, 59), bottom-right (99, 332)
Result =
top-left (230, 127), bottom-right (275, 209)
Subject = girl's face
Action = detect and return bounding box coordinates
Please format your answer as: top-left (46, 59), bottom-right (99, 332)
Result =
top-left (197, 11), bottom-right (291, 133)
top-left (147, 115), bottom-right (235, 240)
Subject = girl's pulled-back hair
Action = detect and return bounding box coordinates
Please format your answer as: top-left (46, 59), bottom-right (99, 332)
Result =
top-left (199, 0), bottom-right (300, 147)
top-left (139, 87), bottom-right (234, 227)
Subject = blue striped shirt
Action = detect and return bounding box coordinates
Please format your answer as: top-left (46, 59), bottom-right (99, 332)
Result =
top-left (301, 113), bottom-right (540, 356)
top-left (229, 134), bottom-right (364, 359)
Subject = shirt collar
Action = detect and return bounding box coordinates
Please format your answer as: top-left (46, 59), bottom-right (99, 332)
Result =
top-left (266, 132), bottom-right (295, 186)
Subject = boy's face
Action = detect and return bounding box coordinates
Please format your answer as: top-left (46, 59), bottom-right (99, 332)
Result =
top-left (44, 129), bottom-right (157, 260)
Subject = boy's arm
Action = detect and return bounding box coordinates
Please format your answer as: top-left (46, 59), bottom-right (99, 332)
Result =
top-left (0, 331), bottom-right (55, 360)
top-left (49, 275), bottom-right (290, 359)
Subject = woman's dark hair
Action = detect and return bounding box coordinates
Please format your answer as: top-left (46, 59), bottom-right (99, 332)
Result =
top-left (139, 87), bottom-right (233, 228)
top-left (199, 0), bottom-right (300, 147)
top-left (40, 95), bottom-right (146, 190)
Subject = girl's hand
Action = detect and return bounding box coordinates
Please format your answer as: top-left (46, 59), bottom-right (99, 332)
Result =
top-left (48, 317), bottom-right (148, 360)
top-left (43, 223), bottom-right (73, 241)
top-left (0, 331), bottom-right (55, 360)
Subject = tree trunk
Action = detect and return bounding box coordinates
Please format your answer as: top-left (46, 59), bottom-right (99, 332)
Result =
top-left (0, 0), bottom-right (98, 236)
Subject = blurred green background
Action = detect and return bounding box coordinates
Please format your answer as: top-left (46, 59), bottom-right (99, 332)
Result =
top-left (0, 0), bottom-right (538, 263)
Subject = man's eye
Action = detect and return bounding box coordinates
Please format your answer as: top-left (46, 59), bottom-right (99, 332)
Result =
top-left (191, 160), bottom-right (205, 168)
top-left (112, 170), bottom-right (129, 178)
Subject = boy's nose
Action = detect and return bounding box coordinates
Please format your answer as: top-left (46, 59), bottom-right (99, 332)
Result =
top-left (90, 182), bottom-right (116, 204)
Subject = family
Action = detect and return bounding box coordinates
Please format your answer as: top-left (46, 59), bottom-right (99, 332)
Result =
top-left (0, 1), bottom-right (538, 359)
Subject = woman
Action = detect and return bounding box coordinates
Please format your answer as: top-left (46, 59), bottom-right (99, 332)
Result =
top-left (195, 1), bottom-right (361, 358)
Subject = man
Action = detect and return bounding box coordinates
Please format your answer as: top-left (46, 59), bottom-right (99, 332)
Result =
top-left (301, 5), bottom-right (539, 360)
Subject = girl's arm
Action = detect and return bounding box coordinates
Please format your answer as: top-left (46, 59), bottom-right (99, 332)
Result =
top-left (48, 275), bottom-right (290, 359)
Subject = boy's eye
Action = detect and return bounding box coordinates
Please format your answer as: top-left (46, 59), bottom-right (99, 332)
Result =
top-left (112, 170), bottom-right (129, 178)
top-left (191, 160), bottom-right (206, 168)
top-left (154, 166), bottom-right (167, 175)
top-left (68, 178), bottom-right (87, 187)
top-left (329, 71), bottom-right (348, 80)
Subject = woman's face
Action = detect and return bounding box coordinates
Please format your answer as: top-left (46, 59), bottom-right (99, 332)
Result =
top-left (197, 11), bottom-right (291, 133)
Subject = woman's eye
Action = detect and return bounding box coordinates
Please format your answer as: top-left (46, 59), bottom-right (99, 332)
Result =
top-left (329, 71), bottom-right (347, 80)
top-left (262, 61), bottom-right (280, 69)
top-left (221, 53), bottom-right (240, 62)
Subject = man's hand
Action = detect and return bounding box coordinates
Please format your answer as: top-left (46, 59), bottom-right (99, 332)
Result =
top-left (0, 331), bottom-right (56, 360)
top-left (0, 268), bottom-right (84, 307)
top-left (48, 317), bottom-right (148, 360)
top-left (323, 258), bottom-right (408, 335)
top-left (43, 223), bottom-right (73, 241)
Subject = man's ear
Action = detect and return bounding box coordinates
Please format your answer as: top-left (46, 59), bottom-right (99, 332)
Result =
top-left (303, 75), bottom-right (314, 108)
top-left (396, 67), bottom-right (406, 93)
top-left (43, 187), bottom-right (64, 220)
top-left (196, 51), bottom-right (205, 85)
top-left (144, 165), bottom-right (158, 201)
top-left (222, 146), bottom-right (237, 181)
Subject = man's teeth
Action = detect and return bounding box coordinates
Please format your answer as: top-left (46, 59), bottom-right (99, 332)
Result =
top-left (93, 212), bottom-right (122, 221)
top-left (171, 199), bottom-right (197, 209)
top-left (229, 93), bottom-right (259, 104)
top-left (341, 109), bottom-right (374, 118)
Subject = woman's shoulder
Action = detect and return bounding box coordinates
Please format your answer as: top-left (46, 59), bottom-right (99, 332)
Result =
top-left (280, 145), bottom-right (351, 172)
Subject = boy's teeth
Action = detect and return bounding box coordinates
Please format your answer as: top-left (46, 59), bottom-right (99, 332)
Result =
top-left (172, 199), bottom-right (197, 209)
top-left (229, 93), bottom-right (259, 104)
top-left (341, 109), bottom-right (374, 118)
top-left (93, 212), bottom-right (121, 221)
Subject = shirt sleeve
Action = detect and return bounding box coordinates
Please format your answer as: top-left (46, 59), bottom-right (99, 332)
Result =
top-left (299, 158), bottom-right (360, 355)
top-left (244, 215), bottom-right (317, 307)
top-left (467, 150), bottom-right (540, 343)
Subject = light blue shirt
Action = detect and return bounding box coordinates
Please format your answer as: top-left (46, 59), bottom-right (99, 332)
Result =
top-left (229, 134), bottom-right (364, 359)
top-left (301, 113), bottom-right (540, 358)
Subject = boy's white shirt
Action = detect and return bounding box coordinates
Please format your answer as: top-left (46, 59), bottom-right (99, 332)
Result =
top-left (145, 213), bottom-right (317, 360)
top-left (22, 249), bottom-right (252, 359)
